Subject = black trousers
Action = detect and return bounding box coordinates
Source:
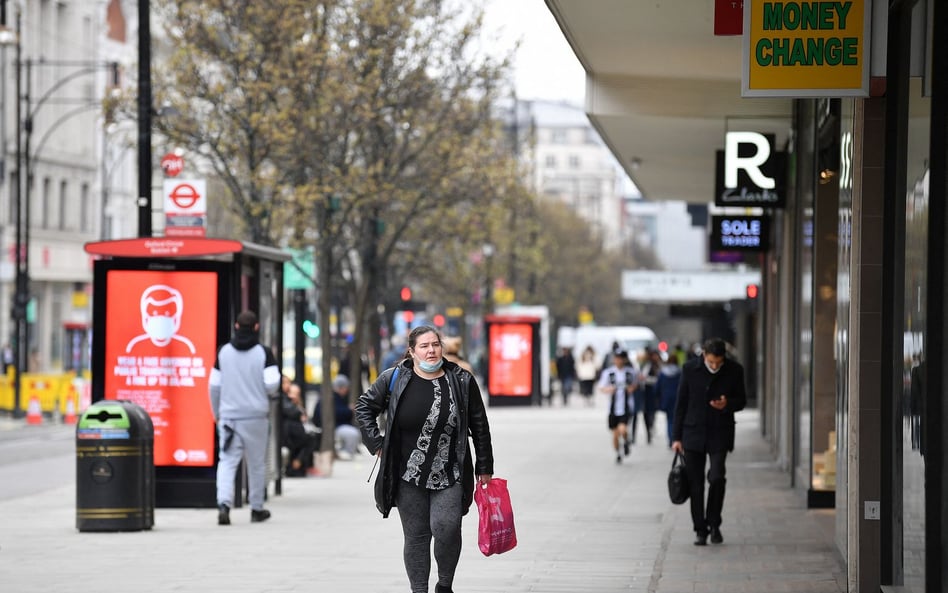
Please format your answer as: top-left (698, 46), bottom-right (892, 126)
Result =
top-left (683, 449), bottom-right (727, 534)
top-left (630, 389), bottom-right (656, 441)
top-left (283, 422), bottom-right (319, 473)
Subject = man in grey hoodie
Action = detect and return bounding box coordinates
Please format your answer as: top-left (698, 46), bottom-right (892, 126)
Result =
top-left (209, 310), bottom-right (281, 525)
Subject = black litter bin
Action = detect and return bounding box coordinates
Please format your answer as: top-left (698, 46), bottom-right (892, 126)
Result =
top-left (76, 400), bottom-right (155, 532)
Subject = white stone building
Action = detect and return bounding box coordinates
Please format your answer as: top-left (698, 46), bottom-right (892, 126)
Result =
top-left (513, 99), bottom-right (705, 269)
top-left (0, 0), bottom-right (135, 373)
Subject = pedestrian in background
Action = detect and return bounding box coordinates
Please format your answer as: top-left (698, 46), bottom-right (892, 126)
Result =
top-left (280, 376), bottom-right (320, 476)
top-left (555, 346), bottom-right (577, 406)
top-left (575, 345), bottom-right (599, 407)
top-left (442, 336), bottom-right (474, 374)
top-left (209, 310), bottom-right (281, 525)
top-left (380, 334), bottom-right (407, 372)
top-left (314, 375), bottom-right (363, 460)
top-left (672, 343), bottom-right (687, 366)
top-left (672, 337), bottom-right (747, 546)
top-left (355, 325), bottom-right (494, 593)
top-left (631, 348), bottom-right (660, 444)
top-left (598, 349), bottom-right (637, 464)
top-left (655, 356), bottom-right (682, 448)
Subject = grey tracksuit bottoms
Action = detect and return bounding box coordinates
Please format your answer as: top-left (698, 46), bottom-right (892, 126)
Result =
top-left (216, 417), bottom-right (269, 511)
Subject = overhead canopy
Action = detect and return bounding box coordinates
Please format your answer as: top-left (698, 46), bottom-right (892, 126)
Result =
top-left (545, 0), bottom-right (793, 204)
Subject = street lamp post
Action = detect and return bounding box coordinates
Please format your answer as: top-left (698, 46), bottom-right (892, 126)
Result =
top-left (482, 243), bottom-right (495, 314)
top-left (137, 0), bottom-right (152, 238)
top-left (10, 8), bottom-right (25, 418)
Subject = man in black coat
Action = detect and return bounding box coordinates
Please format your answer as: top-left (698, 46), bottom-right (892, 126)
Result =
top-left (671, 337), bottom-right (746, 546)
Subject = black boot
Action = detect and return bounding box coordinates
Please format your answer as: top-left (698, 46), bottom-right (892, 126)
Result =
top-left (434, 584), bottom-right (454, 593)
top-left (217, 504), bottom-right (230, 526)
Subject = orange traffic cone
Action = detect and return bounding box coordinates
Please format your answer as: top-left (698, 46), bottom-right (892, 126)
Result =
top-left (64, 393), bottom-right (77, 424)
top-left (26, 394), bottom-right (43, 425)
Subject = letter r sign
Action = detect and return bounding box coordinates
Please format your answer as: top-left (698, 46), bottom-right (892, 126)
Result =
top-left (714, 131), bottom-right (786, 208)
top-left (725, 132), bottom-right (774, 189)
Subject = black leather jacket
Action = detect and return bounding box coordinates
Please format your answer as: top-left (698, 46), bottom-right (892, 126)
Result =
top-left (355, 358), bottom-right (493, 518)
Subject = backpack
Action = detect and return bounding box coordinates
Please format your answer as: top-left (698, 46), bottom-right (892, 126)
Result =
top-left (388, 367), bottom-right (399, 393)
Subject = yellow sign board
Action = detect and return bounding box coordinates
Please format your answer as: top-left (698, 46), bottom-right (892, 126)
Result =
top-left (742, 0), bottom-right (870, 97)
top-left (493, 287), bottom-right (515, 306)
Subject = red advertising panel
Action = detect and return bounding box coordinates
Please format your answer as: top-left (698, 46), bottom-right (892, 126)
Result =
top-left (714, 0), bottom-right (743, 35)
top-left (487, 323), bottom-right (533, 397)
top-left (103, 270), bottom-right (218, 466)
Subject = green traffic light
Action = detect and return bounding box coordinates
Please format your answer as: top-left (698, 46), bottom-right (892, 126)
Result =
top-left (302, 320), bottom-right (320, 339)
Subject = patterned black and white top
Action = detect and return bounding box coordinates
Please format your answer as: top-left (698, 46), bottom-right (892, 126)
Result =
top-left (396, 375), bottom-right (461, 490)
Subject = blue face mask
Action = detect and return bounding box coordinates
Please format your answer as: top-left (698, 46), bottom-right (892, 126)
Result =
top-left (417, 358), bottom-right (444, 373)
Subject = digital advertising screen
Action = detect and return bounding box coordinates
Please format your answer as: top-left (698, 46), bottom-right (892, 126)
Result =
top-left (102, 269), bottom-right (219, 467)
top-left (487, 322), bottom-right (534, 397)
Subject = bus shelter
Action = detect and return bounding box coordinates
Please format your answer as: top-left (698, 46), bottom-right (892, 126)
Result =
top-left (484, 314), bottom-right (543, 406)
top-left (84, 237), bottom-right (290, 508)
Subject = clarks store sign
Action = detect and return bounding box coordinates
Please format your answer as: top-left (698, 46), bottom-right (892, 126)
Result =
top-left (742, 0), bottom-right (870, 97)
top-left (715, 132), bottom-right (786, 208)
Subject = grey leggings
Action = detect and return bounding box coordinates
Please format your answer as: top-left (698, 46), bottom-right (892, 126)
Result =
top-left (395, 481), bottom-right (463, 593)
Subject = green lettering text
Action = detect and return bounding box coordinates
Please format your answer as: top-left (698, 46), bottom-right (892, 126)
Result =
top-left (763, 3), bottom-right (783, 30)
top-left (842, 37), bottom-right (858, 64)
top-left (800, 3), bottom-right (819, 30)
top-left (783, 2), bottom-right (800, 30)
top-left (836, 2), bottom-right (852, 29)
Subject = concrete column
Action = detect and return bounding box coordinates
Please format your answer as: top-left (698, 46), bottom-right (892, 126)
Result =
top-left (846, 97), bottom-right (884, 593)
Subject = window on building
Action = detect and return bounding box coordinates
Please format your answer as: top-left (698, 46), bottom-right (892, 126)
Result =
top-left (59, 180), bottom-right (68, 230)
top-left (42, 177), bottom-right (51, 229)
top-left (50, 284), bottom-right (65, 371)
top-left (551, 129), bottom-right (567, 144)
top-left (586, 194), bottom-right (602, 220)
top-left (545, 155), bottom-right (557, 168)
top-left (9, 171), bottom-right (17, 223)
top-left (80, 183), bottom-right (91, 232)
top-left (569, 155), bottom-right (581, 169)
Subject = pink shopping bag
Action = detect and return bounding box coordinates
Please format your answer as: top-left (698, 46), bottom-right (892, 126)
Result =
top-left (474, 478), bottom-right (517, 556)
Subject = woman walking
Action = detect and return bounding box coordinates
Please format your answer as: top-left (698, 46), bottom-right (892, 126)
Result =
top-left (356, 325), bottom-right (494, 593)
top-left (576, 345), bottom-right (599, 407)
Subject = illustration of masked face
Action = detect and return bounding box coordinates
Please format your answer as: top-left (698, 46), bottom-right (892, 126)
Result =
top-left (145, 315), bottom-right (177, 343)
top-left (140, 285), bottom-right (184, 347)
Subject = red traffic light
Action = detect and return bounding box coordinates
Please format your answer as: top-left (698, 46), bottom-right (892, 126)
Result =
top-left (400, 286), bottom-right (412, 301)
top-left (432, 314), bottom-right (446, 327)
top-left (403, 310), bottom-right (415, 323)
top-left (746, 284), bottom-right (760, 299)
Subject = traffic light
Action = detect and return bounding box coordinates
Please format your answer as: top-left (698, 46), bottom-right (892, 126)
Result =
top-left (746, 284), bottom-right (760, 299)
top-left (432, 314), bottom-right (446, 327)
top-left (398, 285), bottom-right (427, 312)
top-left (302, 319), bottom-right (320, 339)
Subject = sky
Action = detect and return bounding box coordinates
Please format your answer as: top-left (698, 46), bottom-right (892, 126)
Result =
top-left (481, 0), bottom-right (586, 105)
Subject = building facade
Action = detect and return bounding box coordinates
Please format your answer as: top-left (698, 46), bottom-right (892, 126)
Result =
top-left (516, 99), bottom-right (705, 269)
top-left (547, 1), bottom-right (946, 590)
top-left (0, 0), bottom-right (135, 375)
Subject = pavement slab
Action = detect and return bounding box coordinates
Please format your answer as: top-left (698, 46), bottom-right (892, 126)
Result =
top-left (0, 395), bottom-right (845, 593)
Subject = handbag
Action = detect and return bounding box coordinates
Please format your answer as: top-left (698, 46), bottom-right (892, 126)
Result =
top-left (667, 452), bottom-right (690, 505)
top-left (474, 478), bottom-right (518, 556)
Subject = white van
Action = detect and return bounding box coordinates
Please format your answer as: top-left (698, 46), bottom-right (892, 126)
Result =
top-left (557, 325), bottom-right (658, 370)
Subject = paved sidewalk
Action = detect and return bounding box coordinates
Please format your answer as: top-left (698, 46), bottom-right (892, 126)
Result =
top-left (0, 397), bottom-right (845, 593)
